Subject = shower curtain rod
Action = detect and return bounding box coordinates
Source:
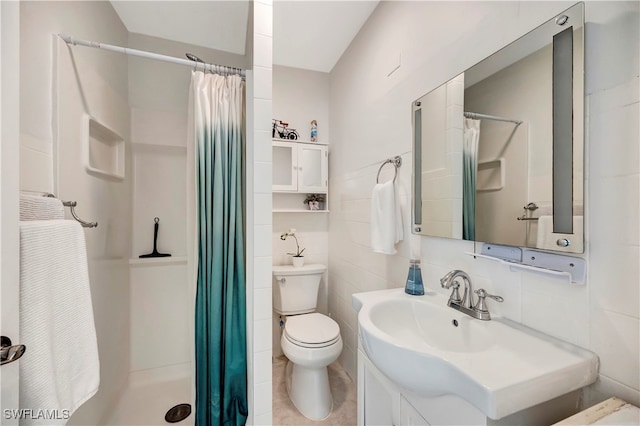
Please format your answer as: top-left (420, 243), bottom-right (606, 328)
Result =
top-left (464, 111), bottom-right (522, 125)
top-left (59, 34), bottom-right (246, 78)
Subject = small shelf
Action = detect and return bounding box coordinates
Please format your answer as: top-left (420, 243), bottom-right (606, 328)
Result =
top-left (272, 192), bottom-right (328, 213)
top-left (129, 256), bottom-right (188, 266)
top-left (273, 209), bottom-right (330, 213)
top-left (465, 245), bottom-right (586, 285)
top-left (272, 138), bottom-right (327, 146)
top-left (84, 115), bottom-right (125, 180)
top-left (131, 142), bottom-right (187, 154)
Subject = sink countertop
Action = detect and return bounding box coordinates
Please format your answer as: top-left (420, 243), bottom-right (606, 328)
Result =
top-left (353, 288), bottom-right (599, 420)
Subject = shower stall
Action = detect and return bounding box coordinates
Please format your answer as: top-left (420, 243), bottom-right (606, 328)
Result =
top-left (13, 1), bottom-right (264, 424)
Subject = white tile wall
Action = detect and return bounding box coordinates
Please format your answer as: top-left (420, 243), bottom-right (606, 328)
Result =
top-left (590, 308), bottom-right (640, 390)
top-left (247, 1), bottom-right (274, 423)
top-left (328, 0), bottom-right (640, 407)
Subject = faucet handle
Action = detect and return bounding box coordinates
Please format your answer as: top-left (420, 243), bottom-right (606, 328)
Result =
top-left (448, 281), bottom-right (463, 304)
top-left (473, 288), bottom-right (503, 313)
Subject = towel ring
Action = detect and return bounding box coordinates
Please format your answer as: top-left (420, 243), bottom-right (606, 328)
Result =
top-left (376, 156), bottom-right (402, 184)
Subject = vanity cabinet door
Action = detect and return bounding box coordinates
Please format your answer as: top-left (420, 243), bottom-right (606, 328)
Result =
top-left (359, 349), bottom-right (400, 425)
top-left (363, 362), bottom-right (396, 425)
top-left (400, 396), bottom-right (431, 426)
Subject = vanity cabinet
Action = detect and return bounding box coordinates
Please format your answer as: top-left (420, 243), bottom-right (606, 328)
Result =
top-left (272, 140), bottom-right (328, 193)
top-left (357, 347), bottom-right (583, 426)
top-left (272, 139), bottom-right (329, 213)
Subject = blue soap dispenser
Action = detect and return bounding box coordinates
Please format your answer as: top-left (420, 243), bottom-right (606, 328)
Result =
top-left (405, 259), bottom-right (424, 295)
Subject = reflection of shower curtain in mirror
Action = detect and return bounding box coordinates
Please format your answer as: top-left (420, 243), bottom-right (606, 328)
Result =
top-left (463, 118), bottom-right (480, 240)
top-left (190, 71), bottom-right (247, 425)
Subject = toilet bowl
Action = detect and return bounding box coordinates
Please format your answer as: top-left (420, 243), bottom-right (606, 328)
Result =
top-left (281, 313), bottom-right (343, 420)
top-left (272, 264), bottom-right (343, 420)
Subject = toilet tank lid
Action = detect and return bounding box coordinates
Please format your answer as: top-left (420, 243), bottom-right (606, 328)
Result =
top-left (272, 264), bottom-right (326, 275)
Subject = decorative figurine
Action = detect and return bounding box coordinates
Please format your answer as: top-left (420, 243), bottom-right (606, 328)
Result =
top-left (272, 119), bottom-right (299, 140)
top-left (310, 120), bottom-right (318, 142)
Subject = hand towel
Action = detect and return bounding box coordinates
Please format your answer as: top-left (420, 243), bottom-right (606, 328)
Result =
top-left (19, 220), bottom-right (99, 424)
top-left (20, 194), bottom-right (65, 221)
top-left (371, 180), bottom-right (403, 254)
top-left (536, 215), bottom-right (584, 252)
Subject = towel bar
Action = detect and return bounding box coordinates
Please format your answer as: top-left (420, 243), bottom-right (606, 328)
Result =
top-left (517, 215), bottom-right (540, 221)
top-left (45, 194), bottom-right (98, 228)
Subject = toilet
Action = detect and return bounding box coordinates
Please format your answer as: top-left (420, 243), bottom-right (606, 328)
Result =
top-left (272, 264), bottom-right (343, 420)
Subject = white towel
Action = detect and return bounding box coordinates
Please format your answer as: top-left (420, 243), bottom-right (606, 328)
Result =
top-left (20, 195), bottom-right (65, 221)
top-left (371, 180), bottom-right (403, 254)
top-left (536, 215), bottom-right (584, 252)
top-left (19, 220), bottom-right (99, 424)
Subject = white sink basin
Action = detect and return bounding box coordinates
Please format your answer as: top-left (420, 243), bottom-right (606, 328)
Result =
top-left (353, 288), bottom-right (599, 420)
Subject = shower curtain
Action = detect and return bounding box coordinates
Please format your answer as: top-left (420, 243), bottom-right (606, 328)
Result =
top-left (190, 71), bottom-right (247, 426)
top-left (463, 118), bottom-right (480, 240)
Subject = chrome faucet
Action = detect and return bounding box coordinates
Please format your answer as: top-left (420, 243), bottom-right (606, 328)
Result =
top-left (440, 270), bottom-right (503, 320)
top-left (440, 270), bottom-right (474, 309)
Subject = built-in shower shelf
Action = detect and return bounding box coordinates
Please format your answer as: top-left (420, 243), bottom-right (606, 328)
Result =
top-left (129, 256), bottom-right (187, 266)
top-left (131, 142), bottom-right (187, 154)
top-left (84, 115), bottom-right (125, 180)
top-left (465, 244), bottom-right (586, 285)
top-left (272, 209), bottom-right (330, 213)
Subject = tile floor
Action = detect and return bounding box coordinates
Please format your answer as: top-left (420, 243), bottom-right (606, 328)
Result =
top-left (273, 357), bottom-right (357, 426)
top-left (105, 360), bottom-right (356, 425)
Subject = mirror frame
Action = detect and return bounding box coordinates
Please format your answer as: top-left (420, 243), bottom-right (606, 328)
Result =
top-left (411, 3), bottom-right (584, 254)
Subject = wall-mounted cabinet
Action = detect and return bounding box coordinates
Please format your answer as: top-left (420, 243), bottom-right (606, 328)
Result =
top-left (273, 139), bottom-right (329, 213)
top-left (273, 140), bottom-right (328, 193)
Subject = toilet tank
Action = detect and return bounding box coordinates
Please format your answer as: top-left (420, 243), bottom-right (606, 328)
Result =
top-left (272, 264), bottom-right (326, 315)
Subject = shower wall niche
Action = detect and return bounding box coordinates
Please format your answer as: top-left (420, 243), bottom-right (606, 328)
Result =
top-left (84, 115), bottom-right (126, 180)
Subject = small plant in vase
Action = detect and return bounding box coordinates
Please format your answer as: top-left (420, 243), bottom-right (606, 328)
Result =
top-left (303, 194), bottom-right (325, 211)
top-left (280, 228), bottom-right (305, 267)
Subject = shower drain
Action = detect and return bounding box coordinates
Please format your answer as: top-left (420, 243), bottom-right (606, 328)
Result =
top-left (165, 403), bottom-right (191, 423)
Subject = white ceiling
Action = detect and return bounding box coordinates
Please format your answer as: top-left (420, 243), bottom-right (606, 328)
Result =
top-left (273, 1), bottom-right (379, 72)
top-left (110, 1), bottom-right (250, 55)
top-left (110, 0), bottom-right (379, 73)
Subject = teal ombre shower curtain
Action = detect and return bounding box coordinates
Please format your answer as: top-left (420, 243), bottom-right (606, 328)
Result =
top-left (190, 71), bottom-right (247, 425)
top-left (463, 118), bottom-right (480, 240)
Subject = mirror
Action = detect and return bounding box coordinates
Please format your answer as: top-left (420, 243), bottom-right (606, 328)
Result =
top-left (301, 147), bottom-right (322, 187)
top-left (412, 3), bottom-right (584, 253)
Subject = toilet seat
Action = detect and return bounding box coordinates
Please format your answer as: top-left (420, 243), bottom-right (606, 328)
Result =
top-left (284, 313), bottom-right (340, 348)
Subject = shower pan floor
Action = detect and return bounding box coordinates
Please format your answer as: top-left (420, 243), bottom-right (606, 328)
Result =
top-left (106, 377), bottom-right (193, 425)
